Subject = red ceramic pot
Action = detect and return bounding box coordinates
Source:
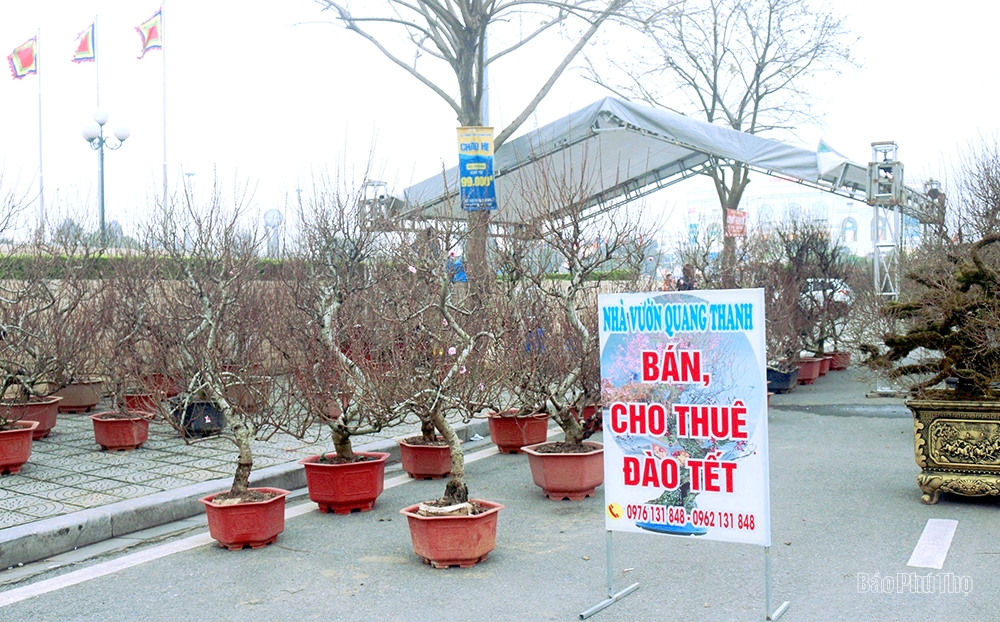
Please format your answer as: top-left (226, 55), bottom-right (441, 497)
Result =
top-left (796, 357), bottom-right (822, 385)
top-left (2, 396), bottom-right (63, 439)
top-left (830, 351), bottom-right (851, 371)
top-left (521, 441), bottom-right (604, 501)
top-left (124, 393), bottom-right (159, 413)
top-left (398, 437), bottom-right (452, 479)
top-left (0, 420), bottom-right (39, 475)
top-left (144, 374), bottom-right (182, 399)
top-left (818, 355), bottom-right (832, 376)
top-left (487, 411), bottom-right (548, 454)
top-left (199, 487), bottom-right (290, 550)
top-left (400, 499), bottom-right (503, 568)
top-left (300, 451), bottom-right (389, 514)
top-left (54, 380), bottom-right (103, 413)
top-left (90, 412), bottom-right (151, 451)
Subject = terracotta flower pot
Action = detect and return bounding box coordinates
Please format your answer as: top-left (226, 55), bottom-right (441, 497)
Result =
top-left (398, 437), bottom-right (452, 479)
top-left (145, 374), bottom-right (182, 399)
top-left (400, 499), bottom-right (504, 568)
top-left (829, 351), bottom-right (851, 371)
top-left (1, 396), bottom-right (63, 439)
top-left (487, 411), bottom-right (549, 454)
top-left (300, 451), bottom-right (389, 514)
top-left (53, 380), bottom-right (103, 413)
top-left (521, 441), bottom-right (605, 500)
top-left (0, 420), bottom-right (39, 475)
top-left (796, 357), bottom-right (822, 385)
top-left (124, 392), bottom-right (159, 413)
top-left (818, 355), bottom-right (832, 376)
top-left (199, 487), bottom-right (290, 550)
top-left (90, 412), bottom-right (151, 451)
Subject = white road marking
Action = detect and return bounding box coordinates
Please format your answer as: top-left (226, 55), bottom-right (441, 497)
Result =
top-left (0, 429), bottom-right (567, 606)
top-left (907, 519), bottom-right (958, 570)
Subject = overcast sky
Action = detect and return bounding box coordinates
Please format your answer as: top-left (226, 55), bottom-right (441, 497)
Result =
top-left (1, 0), bottom-right (997, 237)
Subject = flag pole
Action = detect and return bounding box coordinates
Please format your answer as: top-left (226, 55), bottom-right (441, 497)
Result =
top-left (161, 2), bottom-right (168, 205)
top-left (36, 28), bottom-right (45, 239)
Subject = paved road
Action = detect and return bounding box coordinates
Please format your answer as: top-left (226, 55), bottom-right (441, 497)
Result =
top-left (1, 368), bottom-right (997, 621)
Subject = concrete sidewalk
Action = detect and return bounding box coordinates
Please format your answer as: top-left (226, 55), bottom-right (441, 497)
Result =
top-left (1, 364), bottom-right (997, 621)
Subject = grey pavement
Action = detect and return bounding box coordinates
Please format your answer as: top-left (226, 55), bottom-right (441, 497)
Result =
top-left (1, 367), bottom-right (999, 621)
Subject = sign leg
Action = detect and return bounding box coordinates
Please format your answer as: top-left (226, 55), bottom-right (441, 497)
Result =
top-left (765, 546), bottom-right (790, 620)
top-left (579, 531), bottom-right (640, 619)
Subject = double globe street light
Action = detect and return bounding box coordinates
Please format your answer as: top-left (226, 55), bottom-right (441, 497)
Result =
top-left (82, 110), bottom-right (130, 245)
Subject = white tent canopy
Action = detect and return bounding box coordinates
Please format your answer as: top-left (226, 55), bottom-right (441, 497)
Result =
top-left (395, 97), bottom-right (870, 225)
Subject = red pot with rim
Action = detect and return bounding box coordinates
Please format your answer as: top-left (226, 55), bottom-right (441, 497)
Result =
top-left (0, 420), bottom-right (39, 475)
top-left (797, 357), bottom-right (822, 384)
top-left (199, 487), bottom-right (290, 550)
top-left (818, 355), bottom-right (832, 376)
top-left (90, 412), bottom-right (151, 451)
top-left (54, 380), bottom-right (103, 413)
top-left (299, 451), bottom-right (389, 514)
top-left (398, 436), bottom-right (452, 479)
top-left (487, 411), bottom-right (548, 454)
top-left (124, 393), bottom-right (159, 413)
top-left (521, 441), bottom-right (604, 501)
top-left (830, 351), bottom-right (851, 370)
top-left (400, 499), bottom-right (503, 568)
top-left (2, 396), bottom-right (63, 440)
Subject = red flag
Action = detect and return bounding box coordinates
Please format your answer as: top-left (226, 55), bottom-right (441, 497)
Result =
top-left (8, 38), bottom-right (37, 79)
top-left (73, 23), bottom-right (96, 63)
top-left (136, 8), bottom-right (162, 59)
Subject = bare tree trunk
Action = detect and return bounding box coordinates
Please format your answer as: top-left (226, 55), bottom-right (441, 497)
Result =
top-left (556, 408), bottom-right (586, 446)
top-left (230, 422), bottom-right (254, 495)
top-left (419, 416), bottom-right (437, 442)
top-left (431, 409), bottom-right (468, 504)
top-left (467, 209), bottom-right (491, 297)
top-left (330, 419), bottom-right (355, 461)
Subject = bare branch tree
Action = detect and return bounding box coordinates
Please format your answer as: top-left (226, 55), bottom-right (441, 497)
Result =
top-left (590, 0), bottom-right (855, 285)
top-left (313, 0), bottom-right (628, 288)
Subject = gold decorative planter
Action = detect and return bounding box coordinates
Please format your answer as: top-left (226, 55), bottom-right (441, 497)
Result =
top-left (907, 397), bottom-right (1000, 505)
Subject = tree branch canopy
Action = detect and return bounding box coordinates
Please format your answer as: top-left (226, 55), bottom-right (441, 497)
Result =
top-left (316, 0), bottom-right (627, 146)
top-left (586, 0), bottom-right (855, 283)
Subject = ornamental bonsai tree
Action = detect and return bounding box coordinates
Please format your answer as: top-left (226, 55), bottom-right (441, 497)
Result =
top-left (863, 233), bottom-right (1000, 399)
top-left (379, 221), bottom-right (505, 507)
top-left (145, 184), bottom-right (293, 502)
top-left (275, 176), bottom-right (410, 462)
top-left (496, 160), bottom-right (652, 449)
top-left (0, 217), bottom-right (105, 415)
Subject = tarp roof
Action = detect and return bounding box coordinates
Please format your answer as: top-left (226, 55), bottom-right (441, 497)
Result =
top-left (395, 97), bottom-right (870, 226)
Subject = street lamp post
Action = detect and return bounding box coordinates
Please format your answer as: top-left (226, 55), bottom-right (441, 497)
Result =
top-left (82, 110), bottom-right (129, 245)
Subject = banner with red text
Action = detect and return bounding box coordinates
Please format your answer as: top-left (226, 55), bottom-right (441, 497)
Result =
top-left (599, 288), bottom-right (771, 546)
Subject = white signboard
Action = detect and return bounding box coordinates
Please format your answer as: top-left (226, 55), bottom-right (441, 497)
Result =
top-left (599, 289), bottom-right (771, 547)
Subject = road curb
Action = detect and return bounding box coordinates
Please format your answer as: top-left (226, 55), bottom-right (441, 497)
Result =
top-left (0, 419), bottom-right (491, 570)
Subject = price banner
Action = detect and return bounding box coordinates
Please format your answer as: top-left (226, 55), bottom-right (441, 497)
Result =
top-left (599, 288), bottom-right (771, 546)
top-left (457, 126), bottom-right (497, 211)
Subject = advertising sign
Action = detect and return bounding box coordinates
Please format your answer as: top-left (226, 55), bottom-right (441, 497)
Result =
top-left (599, 288), bottom-right (771, 546)
top-left (457, 126), bottom-right (497, 211)
top-left (726, 209), bottom-right (747, 237)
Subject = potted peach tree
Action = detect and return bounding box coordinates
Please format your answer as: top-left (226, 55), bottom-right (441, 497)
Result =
top-left (276, 182), bottom-right (410, 513)
top-left (146, 187), bottom-right (295, 549)
top-left (382, 223), bottom-right (508, 568)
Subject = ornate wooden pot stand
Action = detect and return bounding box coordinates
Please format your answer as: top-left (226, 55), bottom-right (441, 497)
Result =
top-left (908, 397), bottom-right (1000, 505)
